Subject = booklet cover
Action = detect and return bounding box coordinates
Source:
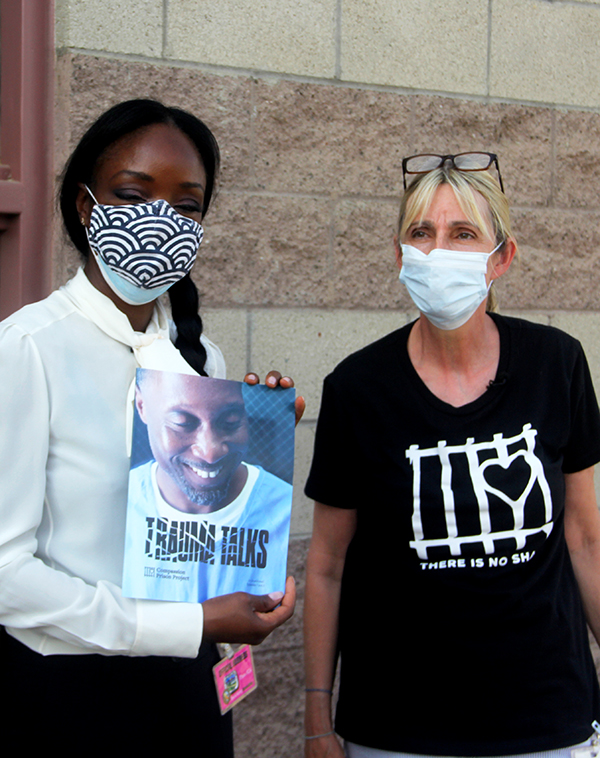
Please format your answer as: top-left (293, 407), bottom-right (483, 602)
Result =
top-left (122, 368), bottom-right (295, 603)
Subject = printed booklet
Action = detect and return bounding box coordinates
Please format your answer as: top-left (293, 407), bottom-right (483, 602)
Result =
top-left (122, 368), bottom-right (295, 603)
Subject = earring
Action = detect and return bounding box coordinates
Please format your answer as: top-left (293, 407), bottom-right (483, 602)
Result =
top-left (80, 217), bottom-right (86, 226)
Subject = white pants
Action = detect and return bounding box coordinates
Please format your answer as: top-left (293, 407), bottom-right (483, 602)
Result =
top-left (345, 737), bottom-right (595, 758)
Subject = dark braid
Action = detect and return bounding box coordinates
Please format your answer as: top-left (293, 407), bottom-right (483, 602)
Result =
top-left (59, 99), bottom-right (220, 376)
top-left (168, 275), bottom-right (208, 376)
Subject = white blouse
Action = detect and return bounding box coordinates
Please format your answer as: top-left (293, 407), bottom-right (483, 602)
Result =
top-left (0, 269), bottom-right (225, 657)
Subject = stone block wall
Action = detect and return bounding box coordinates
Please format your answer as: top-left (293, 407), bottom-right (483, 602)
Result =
top-left (53, 1), bottom-right (600, 754)
top-left (56, 55), bottom-right (600, 317)
top-left (57, 0), bottom-right (600, 107)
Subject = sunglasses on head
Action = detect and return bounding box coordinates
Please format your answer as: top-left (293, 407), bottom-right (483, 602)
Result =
top-left (402, 152), bottom-right (504, 193)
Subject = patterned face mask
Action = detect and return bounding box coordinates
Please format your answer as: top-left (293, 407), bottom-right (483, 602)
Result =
top-left (85, 186), bottom-right (204, 306)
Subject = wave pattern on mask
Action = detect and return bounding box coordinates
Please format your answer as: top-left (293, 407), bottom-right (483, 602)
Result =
top-left (88, 201), bottom-right (203, 290)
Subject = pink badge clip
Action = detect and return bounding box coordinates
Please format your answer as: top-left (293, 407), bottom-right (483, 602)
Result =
top-left (213, 644), bottom-right (258, 715)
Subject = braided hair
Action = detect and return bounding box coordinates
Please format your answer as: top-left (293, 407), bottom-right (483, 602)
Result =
top-left (59, 99), bottom-right (220, 375)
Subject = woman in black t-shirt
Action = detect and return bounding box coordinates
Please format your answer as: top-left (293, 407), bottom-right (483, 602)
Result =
top-left (304, 154), bottom-right (600, 758)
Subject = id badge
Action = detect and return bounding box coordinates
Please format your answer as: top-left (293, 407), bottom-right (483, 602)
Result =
top-left (213, 644), bottom-right (258, 715)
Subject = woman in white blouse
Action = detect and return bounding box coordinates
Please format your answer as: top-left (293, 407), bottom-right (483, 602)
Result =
top-left (0, 99), bottom-right (297, 755)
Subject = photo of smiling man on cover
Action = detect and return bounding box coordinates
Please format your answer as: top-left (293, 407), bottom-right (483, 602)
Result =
top-left (122, 369), bottom-right (294, 603)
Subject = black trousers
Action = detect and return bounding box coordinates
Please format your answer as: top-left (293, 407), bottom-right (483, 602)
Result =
top-left (2, 628), bottom-right (234, 755)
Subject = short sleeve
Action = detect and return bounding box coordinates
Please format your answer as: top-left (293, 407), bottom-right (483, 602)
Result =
top-left (305, 375), bottom-right (357, 509)
top-left (562, 344), bottom-right (600, 474)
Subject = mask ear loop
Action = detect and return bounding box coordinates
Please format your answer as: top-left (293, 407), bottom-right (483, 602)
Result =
top-left (83, 188), bottom-right (103, 269)
top-left (487, 240), bottom-right (505, 282)
top-left (84, 184), bottom-right (99, 204)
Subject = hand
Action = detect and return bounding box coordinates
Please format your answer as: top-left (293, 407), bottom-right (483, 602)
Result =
top-left (305, 687), bottom-right (343, 758)
top-left (244, 370), bottom-right (306, 426)
top-left (305, 732), bottom-right (344, 758)
top-left (202, 576), bottom-right (296, 645)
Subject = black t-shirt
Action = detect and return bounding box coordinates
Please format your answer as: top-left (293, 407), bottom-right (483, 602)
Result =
top-left (305, 315), bottom-right (600, 756)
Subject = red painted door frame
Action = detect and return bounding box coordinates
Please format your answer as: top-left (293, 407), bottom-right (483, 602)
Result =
top-left (0, 0), bottom-right (54, 319)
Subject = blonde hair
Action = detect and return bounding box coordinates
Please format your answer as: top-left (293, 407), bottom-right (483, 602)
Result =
top-left (398, 167), bottom-right (513, 312)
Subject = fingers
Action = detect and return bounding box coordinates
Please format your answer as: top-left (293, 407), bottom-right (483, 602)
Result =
top-left (256, 576), bottom-right (296, 627)
top-left (244, 371), bottom-right (294, 388)
top-left (295, 396), bottom-right (306, 426)
top-left (275, 374), bottom-right (294, 389)
top-left (282, 575), bottom-right (296, 609)
top-left (250, 588), bottom-right (285, 614)
top-left (202, 592), bottom-right (269, 645)
top-left (264, 371), bottom-right (295, 390)
top-left (202, 578), bottom-right (296, 646)
top-left (265, 370), bottom-right (282, 388)
top-left (244, 371), bottom-right (301, 421)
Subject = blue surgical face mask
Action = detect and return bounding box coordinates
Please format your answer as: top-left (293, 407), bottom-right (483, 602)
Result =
top-left (84, 186), bottom-right (204, 306)
top-left (399, 242), bottom-right (502, 330)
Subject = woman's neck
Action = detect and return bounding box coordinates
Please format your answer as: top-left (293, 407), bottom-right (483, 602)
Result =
top-left (84, 259), bottom-right (156, 332)
top-left (407, 308), bottom-right (501, 407)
